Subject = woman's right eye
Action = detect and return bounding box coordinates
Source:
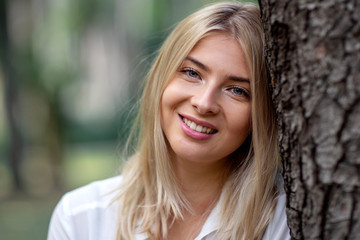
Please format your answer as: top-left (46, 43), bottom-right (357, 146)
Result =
top-left (180, 68), bottom-right (201, 80)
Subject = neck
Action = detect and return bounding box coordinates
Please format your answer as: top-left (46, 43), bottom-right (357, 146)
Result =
top-left (173, 158), bottom-right (228, 214)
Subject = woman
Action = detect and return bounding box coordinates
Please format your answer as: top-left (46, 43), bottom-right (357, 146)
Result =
top-left (48, 2), bottom-right (290, 240)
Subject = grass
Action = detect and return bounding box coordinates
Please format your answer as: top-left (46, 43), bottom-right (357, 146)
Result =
top-left (0, 142), bottom-right (120, 240)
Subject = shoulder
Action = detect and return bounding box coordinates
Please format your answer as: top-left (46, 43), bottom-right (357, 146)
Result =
top-left (47, 176), bottom-right (122, 240)
top-left (62, 175), bottom-right (122, 209)
top-left (262, 192), bottom-right (291, 240)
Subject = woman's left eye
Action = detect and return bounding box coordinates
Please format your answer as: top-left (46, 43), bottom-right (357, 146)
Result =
top-left (229, 87), bottom-right (249, 98)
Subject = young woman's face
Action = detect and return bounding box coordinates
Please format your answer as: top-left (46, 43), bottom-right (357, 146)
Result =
top-left (160, 32), bottom-right (251, 164)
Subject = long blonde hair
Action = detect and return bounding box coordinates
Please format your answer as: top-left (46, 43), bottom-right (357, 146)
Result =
top-left (116, 2), bottom-right (279, 239)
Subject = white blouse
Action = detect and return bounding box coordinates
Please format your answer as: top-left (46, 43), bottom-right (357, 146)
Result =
top-left (47, 176), bottom-right (290, 240)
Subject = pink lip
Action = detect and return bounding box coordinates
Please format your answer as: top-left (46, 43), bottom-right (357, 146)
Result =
top-left (178, 114), bottom-right (217, 140)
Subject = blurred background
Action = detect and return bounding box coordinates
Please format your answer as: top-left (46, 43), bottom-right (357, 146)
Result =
top-left (0, 0), bottom-right (257, 239)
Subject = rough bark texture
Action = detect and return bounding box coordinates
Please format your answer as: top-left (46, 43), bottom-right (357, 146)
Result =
top-left (259, 0), bottom-right (360, 239)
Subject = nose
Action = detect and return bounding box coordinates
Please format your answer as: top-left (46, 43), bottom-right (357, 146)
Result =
top-left (191, 84), bottom-right (220, 115)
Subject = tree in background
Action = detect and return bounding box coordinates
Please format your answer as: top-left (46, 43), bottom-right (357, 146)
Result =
top-left (260, 0), bottom-right (360, 239)
top-left (0, 0), bottom-right (24, 192)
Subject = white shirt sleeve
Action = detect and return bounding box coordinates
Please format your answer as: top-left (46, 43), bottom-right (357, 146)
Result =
top-left (47, 176), bottom-right (121, 240)
top-left (47, 194), bottom-right (74, 240)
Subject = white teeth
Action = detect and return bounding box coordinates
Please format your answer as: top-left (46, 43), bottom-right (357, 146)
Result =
top-left (182, 117), bottom-right (216, 134)
top-left (190, 122), bottom-right (197, 130)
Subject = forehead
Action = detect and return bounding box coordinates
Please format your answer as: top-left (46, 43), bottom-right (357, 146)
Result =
top-left (186, 32), bottom-right (249, 78)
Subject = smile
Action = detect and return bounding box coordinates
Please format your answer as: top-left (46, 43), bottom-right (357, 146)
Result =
top-left (181, 116), bottom-right (217, 134)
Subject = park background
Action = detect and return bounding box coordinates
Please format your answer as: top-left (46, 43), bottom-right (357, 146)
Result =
top-left (0, 0), bottom-right (258, 239)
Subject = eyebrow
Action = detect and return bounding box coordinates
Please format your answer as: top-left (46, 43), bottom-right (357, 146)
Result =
top-left (185, 56), bottom-right (210, 72)
top-left (229, 76), bottom-right (250, 83)
top-left (184, 56), bottom-right (250, 83)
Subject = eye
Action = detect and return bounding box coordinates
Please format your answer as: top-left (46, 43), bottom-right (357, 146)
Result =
top-left (180, 68), bottom-right (201, 80)
top-left (229, 87), bottom-right (250, 98)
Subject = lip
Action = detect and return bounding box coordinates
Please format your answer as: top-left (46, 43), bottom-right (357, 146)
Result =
top-left (178, 114), bottom-right (218, 140)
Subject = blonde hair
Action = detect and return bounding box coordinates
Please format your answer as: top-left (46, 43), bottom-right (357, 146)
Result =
top-left (116, 2), bottom-right (280, 239)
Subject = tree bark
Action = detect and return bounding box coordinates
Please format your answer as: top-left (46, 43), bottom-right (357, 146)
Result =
top-left (259, 0), bottom-right (360, 239)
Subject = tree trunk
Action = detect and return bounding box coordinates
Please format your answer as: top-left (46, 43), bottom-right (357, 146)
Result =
top-left (259, 0), bottom-right (360, 239)
top-left (0, 0), bottom-right (24, 192)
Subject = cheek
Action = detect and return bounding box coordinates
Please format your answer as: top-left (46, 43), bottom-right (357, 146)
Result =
top-left (228, 105), bottom-right (252, 135)
top-left (244, 107), bottom-right (252, 130)
top-left (160, 94), bottom-right (171, 131)
top-left (161, 87), bottom-right (173, 119)
top-left (161, 81), bottom-right (188, 110)
top-left (160, 83), bottom-right (180, 127)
